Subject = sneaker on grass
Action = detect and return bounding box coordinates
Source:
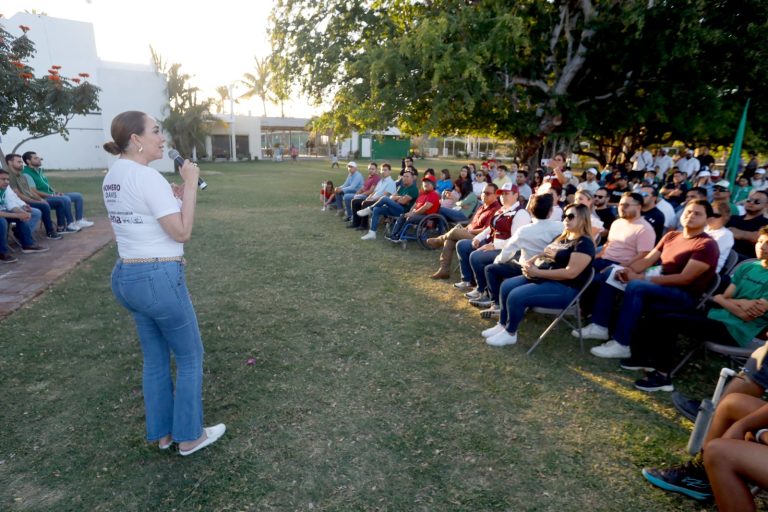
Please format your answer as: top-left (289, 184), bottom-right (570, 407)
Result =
top-left (469, 295), bottom-right (493, 308)
top-left (642, 456), bottom-right (712, 501)
top-left (571, 323), bottom-right (609, 340)
top-left (671, 392), bottom-right (700, 423)
top-left (453, 281), bottom-right (474, 292)
top-left (634, 370), bottom-right (673, 392)
top-left (464, 289), bottom-right (483, 300)
top-left (486, 330), bottom-right (517, 347)
top-left (360, 230), bottom-right (377, 240)
top-left (481, 323), bottom-right (505, 338)
top-left (619, 357), bottom-right (656, 372)
top-left (590, 340), bottom-right (630, 358)
top-left (480, 306), bottom-right (500, 319)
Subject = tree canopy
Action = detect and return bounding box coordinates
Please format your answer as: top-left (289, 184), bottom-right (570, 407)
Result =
top-left (269, 0), bottom-right (768, 162)
top-left (0, 19), bottom-right (100, 168)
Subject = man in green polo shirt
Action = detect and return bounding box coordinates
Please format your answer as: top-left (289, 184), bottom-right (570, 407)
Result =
top-left (21, 151), bottom-right (94, 231)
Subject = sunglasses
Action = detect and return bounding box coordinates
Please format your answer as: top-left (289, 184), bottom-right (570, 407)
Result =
top-left (713, 187), bottom-right (727, 192)
top-left (747, 198), bottom-right (765, 205)
top-left (564, 213), bottom-right (577, 220)
top-left (594, 195), bottom-right (608, 199)
top-left (712, 213), bottom-right (723, 218)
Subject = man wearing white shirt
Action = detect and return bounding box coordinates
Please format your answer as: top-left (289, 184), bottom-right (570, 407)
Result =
top-left (578, 168), bottom-right (601, 194)
top-left (653, 149), bottom-right (674, 177)
top-left (349, 163), bottom-right (396, 229)
top-left (0, 169), bottom-right (49, 262)
top-left (676, 150), bottom-right (701, 179)
top-left (630, 146), bottom-right (654, 181)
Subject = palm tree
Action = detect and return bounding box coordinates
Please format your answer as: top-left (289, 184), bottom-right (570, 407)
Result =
top-left (240, 56), bottom-right (271, 117)
top-left (213, 85), bottom-right (231, 114)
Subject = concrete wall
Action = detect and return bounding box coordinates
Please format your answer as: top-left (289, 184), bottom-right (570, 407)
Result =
top-left (2, 13), bottom-right (172, 172)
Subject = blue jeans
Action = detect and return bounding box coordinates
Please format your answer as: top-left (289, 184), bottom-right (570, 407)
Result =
top-left (344, 193), bottom-right (366, 218)
top-left (111, 260), bottom-right (204, 442)
top-left (29, 201), bottom-right (56, 235)
top-left (46, 195), bottom-right (73, 226)
top-left (470, 249), bottom-right (501, 293)
top-left (0, 215), bottom-right (35, 252)
top-left (485, 262), bottom-right (523, 303)
top-left (499, 276), bottom-right (578, 334)
top-left (390, 214), bottom-right (426, 239)
top-left (370, 197), bottom-right (405, 232)
top-left (439, 207), bottom-right (468, 223)
top-left (64, 192), bottom-right (84, 220)
top-left (591, 279), bottom-right (695, 346)
top-left (28, 207), bottom-right (41, 234)
top-left (456, 239), bottom-right (477, 283)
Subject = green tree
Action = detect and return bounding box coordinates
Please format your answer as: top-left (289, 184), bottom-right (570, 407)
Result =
top-left (151, 47), bottom-right (217, 160)
top-left (0, 21), bottom-right (100, 169)
top-left (269, 0), bottom-right (768, 161)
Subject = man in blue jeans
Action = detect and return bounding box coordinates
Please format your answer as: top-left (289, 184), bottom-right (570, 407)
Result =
top-left (576, 199), bottom-right (719, 359)
top-left (333, 161), bottom-right (364, 220)
top-left (358, 170), bottom-right (418, 240)
top-left (22, 151), bottom-right (94, 232)
top-left (0, 169), bottom-right (49, 263)
top-left (5, 154), bottom-right (63, 240)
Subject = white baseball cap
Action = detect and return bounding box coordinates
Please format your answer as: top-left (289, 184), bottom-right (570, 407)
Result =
top-left (714, 180), bottom-right (730, 189)
top-left (587, 167), bottom-right (598, 175)
top-left (757, 168), bottom-right (766, 175)
top-left (347, 161), bottom-right (357, 168)
top-left (698, 170), bottom-right (711, 177)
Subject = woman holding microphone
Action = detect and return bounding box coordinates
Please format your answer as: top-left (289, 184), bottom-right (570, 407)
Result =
top-left (102, 111), bottom-right (224, 456)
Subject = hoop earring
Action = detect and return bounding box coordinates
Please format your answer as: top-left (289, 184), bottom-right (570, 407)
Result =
top-left (138, 145), bottom-right (144, 153)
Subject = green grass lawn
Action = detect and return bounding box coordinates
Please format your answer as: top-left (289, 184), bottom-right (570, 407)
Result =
top-left (0, 158), bottom-right (748, 511)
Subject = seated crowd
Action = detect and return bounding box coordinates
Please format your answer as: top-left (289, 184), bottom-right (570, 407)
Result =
top-left (323, 151), bottom-right (768, 509)
top-left (0, 152), bottom-right (94, 264)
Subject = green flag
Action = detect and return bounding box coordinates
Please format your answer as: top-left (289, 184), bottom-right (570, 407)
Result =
top-left (727, 99), bottom-right (750, 189)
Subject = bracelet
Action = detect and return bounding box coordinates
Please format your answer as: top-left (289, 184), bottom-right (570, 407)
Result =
top-left (756, 429), bottom-right (768, 444)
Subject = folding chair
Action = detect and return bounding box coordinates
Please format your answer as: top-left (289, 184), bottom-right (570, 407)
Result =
top-left (720, 249), bottom-right (739, 276)
top-left (527, 267), bottom-right (595, 355)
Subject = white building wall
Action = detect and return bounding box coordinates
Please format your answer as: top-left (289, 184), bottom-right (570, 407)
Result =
top-left (2, 13), bottom-right (172, 172)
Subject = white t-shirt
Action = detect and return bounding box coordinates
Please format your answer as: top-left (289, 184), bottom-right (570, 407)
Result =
top-left (705, 225), bottom-right (735, 273)
top-left (102, 159), bottom-right (183, 259)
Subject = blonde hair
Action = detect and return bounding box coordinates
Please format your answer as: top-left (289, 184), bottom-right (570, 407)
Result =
top-left (556, 203), bottom-right (592, 242)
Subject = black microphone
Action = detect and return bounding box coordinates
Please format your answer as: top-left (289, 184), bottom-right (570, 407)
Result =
top-left (168, 149), bottom-right (207, 190)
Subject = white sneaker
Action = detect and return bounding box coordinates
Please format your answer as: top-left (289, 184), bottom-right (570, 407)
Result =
top-left (357, 207), bottom-right (372, 217)
top-left (66, 222), bottom-right (81, 232)
top-left (571, 323), bottom-right (609, 340)
top-left (465, 289), bottom-right (483, 300)
top-left (590, 340), bottom-right (631, 359)
top-left (75, 218), bottom-right (94, 228)
top-left (178, 423), bottom-right (226, 456)
top-left (486, 330), bottom-right (518, 347)
top-left (482, 323), bottom-right (505, 338)
top-left (321, 206), bottom-right (327, 212)
top-left (453, 281), bottom-right (474, 291)
top-left (360, 230), bottom-right (377, 240)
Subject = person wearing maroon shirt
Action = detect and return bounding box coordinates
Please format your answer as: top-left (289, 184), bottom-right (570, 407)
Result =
top-left (584, 199), bottom-right (720, 359)
top-left (387, 175), bottom-right (441, 241)
top-left (426, 183), bottom-right (500, 279)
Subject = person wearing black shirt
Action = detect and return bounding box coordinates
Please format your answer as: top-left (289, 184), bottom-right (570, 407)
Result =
top-left (608, 175), bottom-right (631, 205)
top-left (696, 146), bottom-right (715, 170)
top-left (728, 190), bottom-right (768, 258)
top-left (594, 187), bottom-right (616, 238)
top-left (639, 185), bottom-right (666, 243)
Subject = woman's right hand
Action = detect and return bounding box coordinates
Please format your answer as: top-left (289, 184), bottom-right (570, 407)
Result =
top-left (179, 160), bottom-right (200, 186)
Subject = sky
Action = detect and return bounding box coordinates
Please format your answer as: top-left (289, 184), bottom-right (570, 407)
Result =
top-left (3, 0), bottom-right (322, 118)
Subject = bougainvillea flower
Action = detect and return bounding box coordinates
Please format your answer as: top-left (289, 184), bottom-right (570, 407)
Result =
top-left (78, 72), bottom-right (90, 78)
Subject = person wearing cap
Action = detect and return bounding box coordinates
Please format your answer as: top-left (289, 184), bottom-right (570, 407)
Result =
top-left (676, 150), bottom-right (701, 180)
top-left (577, 168), bottom-right (600, 195)
top-left (608, 174), bottom-right (631, 205)
top-left (386, 175), bottom-right (441, 241)
top-left (358, 170), bottom-right (419, 240)
top-left (712, 180), bottom-right (740, 217)
top-left (751, 168), bottom-right (767, 192)
top-left (693, 169), bottom-right (714, 201)
top-left (457, 183), bottom-right (532, 303)
top-left (334, 162), bottom-right (364, 219)
top-left (342, 162), bottom-right (381, 223)
top-left (727, 189), bottom-right (768, 259)
top-left (653, 149), bottom-right (674, 177)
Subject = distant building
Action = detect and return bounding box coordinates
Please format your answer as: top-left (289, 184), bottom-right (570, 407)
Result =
top-left (3, 12), bottom-right (170, 171)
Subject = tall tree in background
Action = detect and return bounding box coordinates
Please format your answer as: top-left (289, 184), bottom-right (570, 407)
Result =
top-left (269, 0), bottom-right (768, 161)
top-left (0, 20), bottom-right (100, 168)
top-left (240, 56), bottom-right (272, 117)
top-left (151, 47), bottom-right (217, 159)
